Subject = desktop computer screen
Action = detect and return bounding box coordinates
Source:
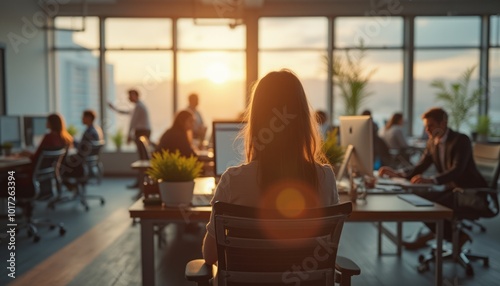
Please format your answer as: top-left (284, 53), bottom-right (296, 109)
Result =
top-left (339, 115), bottom-right (374, 178)
top-left (213, 121), bottom-right (246, 177)
top-left (0, 116), bottom-right (22, 148)
top-left (24, 116), bottom-right (47, 147)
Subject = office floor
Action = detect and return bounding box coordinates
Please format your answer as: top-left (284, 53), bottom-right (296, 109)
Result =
top-left (1, 178), bottom-right (499, 286)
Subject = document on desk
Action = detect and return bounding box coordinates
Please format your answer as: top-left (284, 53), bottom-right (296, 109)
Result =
top-left (397, 194), bottom-right (434, 207)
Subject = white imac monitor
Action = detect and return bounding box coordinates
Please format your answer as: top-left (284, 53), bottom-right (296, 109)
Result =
top-left (339, 116), bottom-right (374, 178)
top-left (212, 121), bottom-right (246, 177)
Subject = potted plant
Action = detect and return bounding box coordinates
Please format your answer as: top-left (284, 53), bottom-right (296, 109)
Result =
top-left (1, 142), bottom-right (13, 156)
top-left (327, 40), bottom-right (377, 115)
top-left (475, 115), bottom-right (491, 143)
top-left (322, 128), bottom-right (345, 175)
top-left (111, 129), bottom-right (124, 152)
top-left (431, 65), bottom-right (482, 132)
top-left (67, 124), bottom-right (78, 138)
top-left (146, 150), bottom-right (203, 206)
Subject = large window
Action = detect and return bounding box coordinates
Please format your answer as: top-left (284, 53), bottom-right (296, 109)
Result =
top-left (334, 17), bottom-right (403, 129)
top-left (177, 19), bottom-right (246, 138)
top-left (259, 17), bottom-right (328, 113)
top-left (104, 19), bottom-right (173, 147)
top-left (54, 17), bottom-right (100, 140)
top-left (414, 16), bottom-right (481, 136)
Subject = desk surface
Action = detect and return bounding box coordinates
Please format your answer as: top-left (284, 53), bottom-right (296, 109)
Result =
top-left (0, 156), bottom-right (31, 171)
top-left (129, 193), bottom-right (452, 222)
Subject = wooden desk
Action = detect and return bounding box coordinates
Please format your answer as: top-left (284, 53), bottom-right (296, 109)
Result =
top-left (0, 156), bottom-right (31, 171)
top-left (130, 191), bottom-right (452, 286)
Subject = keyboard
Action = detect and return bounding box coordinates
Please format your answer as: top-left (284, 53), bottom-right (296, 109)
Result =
top-left (192, 194), bottom-right (213, 206)
top-left (397, 194), bottom-right (434, 207)
top-left (376, 176), bottom-right (434, 189)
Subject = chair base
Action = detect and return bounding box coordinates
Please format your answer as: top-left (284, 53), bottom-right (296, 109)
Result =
top-left (13, 218), bottom-right (66, 243)
top-left (49, 182), bottom-right (105, 211)
top-left (417, 245), bottom-right (489, 276)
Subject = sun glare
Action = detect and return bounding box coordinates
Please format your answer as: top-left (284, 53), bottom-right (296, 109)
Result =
top-left (205, 62), bottom-right (230, 84)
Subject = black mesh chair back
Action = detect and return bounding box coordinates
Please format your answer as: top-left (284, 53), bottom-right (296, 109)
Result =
top-left (83, 141), bottom-right (104, 182)
top-left (213, 201), bottom-right (352, 286)
top-left (31, 147), bottom-right (67, 199)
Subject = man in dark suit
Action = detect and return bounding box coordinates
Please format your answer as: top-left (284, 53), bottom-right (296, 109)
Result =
top-left (379, 107), bottom-right (487, 249)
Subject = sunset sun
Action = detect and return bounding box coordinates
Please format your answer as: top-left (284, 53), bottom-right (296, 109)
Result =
top-left (205, 62), bottom-right (230, 84)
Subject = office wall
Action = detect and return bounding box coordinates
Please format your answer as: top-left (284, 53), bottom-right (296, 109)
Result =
top-left (0, 0), bottom-right (50, 115)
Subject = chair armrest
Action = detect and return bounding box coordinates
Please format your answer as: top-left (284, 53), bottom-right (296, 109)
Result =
top-left (335, 256), bottom-right (361, 276)
top-left (185, 259), bottom-right (213, 283)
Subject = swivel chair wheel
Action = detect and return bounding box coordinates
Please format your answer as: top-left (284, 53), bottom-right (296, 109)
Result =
top-left (418, 254), bottom-right (425, 263)
top-left (33, 235), bottom-right (40, 243)
top-left (49, 224), bottom-right (56, 230)
top-left (417, 263), bottom-right (429, 273)
top-left (100, 198), bottom-right (105, 206)
top-left (84, 205), bottom-right (90, 211)
top-left (465, 265), bottom-right (474, 276)
top-left (59, 227), bottom-right (66, 236)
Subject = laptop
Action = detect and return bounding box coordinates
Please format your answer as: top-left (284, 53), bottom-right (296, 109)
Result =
top-left (212, 121), bottom-right (247, 182)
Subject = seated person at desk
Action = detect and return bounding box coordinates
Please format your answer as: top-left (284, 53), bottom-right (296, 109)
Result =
top-left (17, 114), bottom-right (73, 198)
top-left (379, 107), bottom-right (487, 249)
top-left (155, 110), bottom-right (197, 158)
top-left (381, 112), bottom-right (412, 164)
top-left (381, 112), bottom-right (409, 150)
top-left (61, 109), bottom-right (103, 179)
top-left (202, 69), bottom-right (339, 268)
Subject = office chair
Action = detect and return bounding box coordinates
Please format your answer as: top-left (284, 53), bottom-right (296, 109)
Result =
top-left (186, 201), bottom-right (360, 286)
top-left (15, 148), bottom-right (67, 242)
top-left (49, 141), bottom-right (106, 211)
top-left (417, 144), bottom-right (500, 276)
top-left (462, 143), bottom-right (500, 232)
top-left (417, 187), bottom-right (499, 276)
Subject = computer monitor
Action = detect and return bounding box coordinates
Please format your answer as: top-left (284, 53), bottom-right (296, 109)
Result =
top-left (0, 115), bottom-right (22, 148)
top-left (339, 115), bottom-right (374, 179)
top-left (212, 121), bottom-right (246, 177)
top-left (23, 116), bottom-right (47, 147)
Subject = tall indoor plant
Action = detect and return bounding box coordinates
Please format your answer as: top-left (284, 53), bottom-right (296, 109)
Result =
top-left (146, 150), bottom-right (203, 206)
top-left (475, 115), bottom-right (491, 143)
top-left (431, 65), bottom-right (482, 132)
top-left (328, 41), bottom-right (377, 115)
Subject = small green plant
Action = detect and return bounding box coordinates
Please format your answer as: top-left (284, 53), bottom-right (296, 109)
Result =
top-left (431, 65), bottom-right (482, 132)
top-left (475, 115), bottom-right (491, 136)
top-left (1, 142), bottom-right (13, 149)
top-left (322, 128), bottom-right (345, 166)
top-left (111, 129), bottom-right (124, 151)
top-left (67, 124), bottom-right (78, 137)
top-left (146, 150), bottom-right (203, 182)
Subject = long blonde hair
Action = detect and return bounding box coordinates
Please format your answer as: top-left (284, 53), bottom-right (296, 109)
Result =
top-left (47, 113), bottom-right (73, 146)
top-left (243, 69), bottom-right (327, 193)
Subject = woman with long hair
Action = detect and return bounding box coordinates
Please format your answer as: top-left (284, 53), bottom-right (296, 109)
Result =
top-left (381, 112), bottom-right (409, 150)
top-left (155, 110), bottom-right (196, 157)
top-left (202, 69), bottom-right (339, 265)
top-left (21, 113), bottom-right (73, 164)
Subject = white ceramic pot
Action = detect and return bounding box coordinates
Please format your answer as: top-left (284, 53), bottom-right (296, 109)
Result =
top-left (158, 181), bottom-right (195, 207)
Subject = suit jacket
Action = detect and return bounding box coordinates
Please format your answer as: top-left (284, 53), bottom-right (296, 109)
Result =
top-left (405, 129), bottom-right (487, 189)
